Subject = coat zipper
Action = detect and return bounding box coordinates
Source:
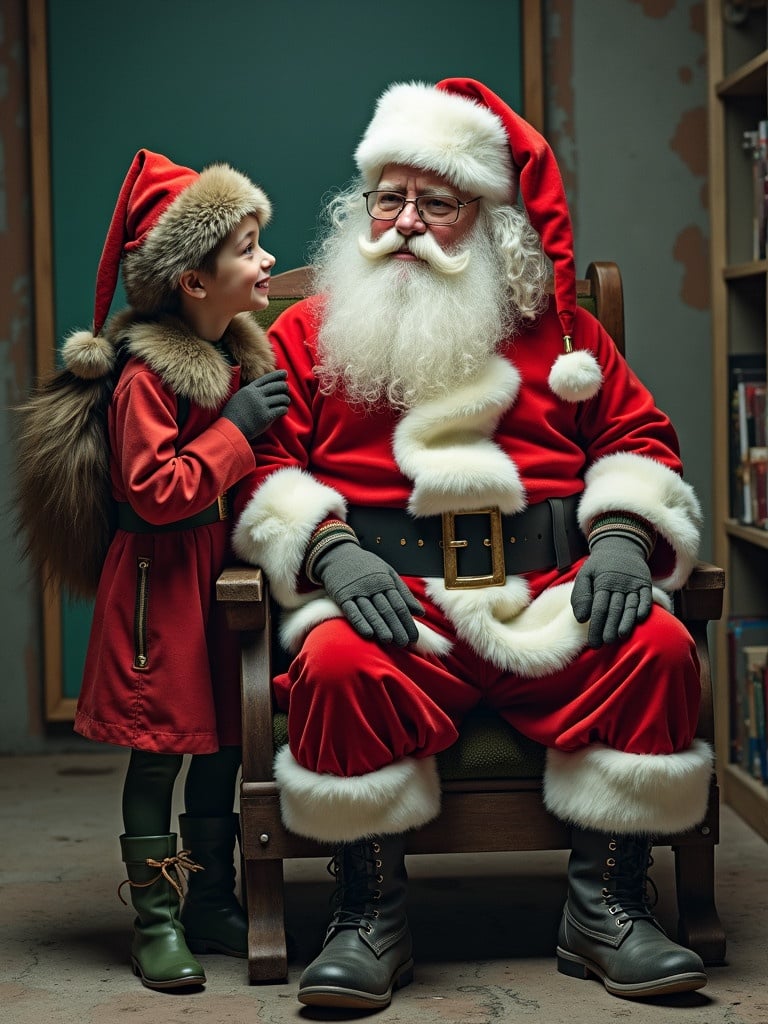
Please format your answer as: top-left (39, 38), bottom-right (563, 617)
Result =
top-left (133, 556), bottom-right (151, 671)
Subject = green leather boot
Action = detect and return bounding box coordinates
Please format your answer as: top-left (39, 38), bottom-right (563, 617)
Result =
top-left (178, 813), bottom-right (248, 958)
top-left (298, 833), bottom-right (414, 1009)
top-left (119, 834), bottom-right (206, 990)
top-left (556, 828), bottom-right (707, 998)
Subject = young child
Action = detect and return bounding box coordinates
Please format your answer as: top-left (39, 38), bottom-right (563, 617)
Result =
top-left (28, 150), bottom-right (289, 990)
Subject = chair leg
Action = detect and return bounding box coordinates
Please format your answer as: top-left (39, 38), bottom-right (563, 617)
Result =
top-left (673, 843), bottom-right (726, 966)
top-left (244, 858), bottom-right (289, 983)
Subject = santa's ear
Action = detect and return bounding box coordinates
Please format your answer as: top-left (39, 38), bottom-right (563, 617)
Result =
top-left (178, 270), bottom-right (206, 298)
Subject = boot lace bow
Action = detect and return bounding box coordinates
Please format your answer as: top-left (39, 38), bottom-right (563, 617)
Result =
top-left (117, 849), bottom-right (204, 904)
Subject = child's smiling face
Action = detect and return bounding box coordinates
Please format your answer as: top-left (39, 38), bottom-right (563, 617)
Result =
top-left (201, 214), bottom-right (276, 317)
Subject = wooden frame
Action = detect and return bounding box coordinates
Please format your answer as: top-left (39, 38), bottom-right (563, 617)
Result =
top-left (24, 0), bottom-right (544, 722)
top-left (26, 0), bottom-right (74, 720)
top-left (218, 263), bottom-right (726, 983)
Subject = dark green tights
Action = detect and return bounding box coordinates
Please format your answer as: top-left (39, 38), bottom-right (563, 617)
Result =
top-left (122, 746), bottom-right (242, 836)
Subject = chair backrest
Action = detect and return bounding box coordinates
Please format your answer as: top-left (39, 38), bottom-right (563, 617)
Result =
top-left (255, 261), bottom-right (626, 355)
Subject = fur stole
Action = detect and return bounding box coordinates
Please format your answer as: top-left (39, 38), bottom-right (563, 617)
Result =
top-left (14, 309), bottom-right (274, 597)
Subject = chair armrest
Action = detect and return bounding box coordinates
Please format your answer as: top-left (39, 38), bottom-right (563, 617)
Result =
top-left (216, 564), bottom-right (275, 780)
top-left (216, 565), bottom-right (268, 630)
top-left (670, 562), bottom-right (725, 744)
top-left (673, 562), bottom-right (725, 622)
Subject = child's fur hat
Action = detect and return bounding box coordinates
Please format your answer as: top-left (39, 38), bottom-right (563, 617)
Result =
top-left (64, 149), bottom-right (272, 381)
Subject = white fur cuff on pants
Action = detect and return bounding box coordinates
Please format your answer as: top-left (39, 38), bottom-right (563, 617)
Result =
top-left (543, 740), bottom-right (714, 835)
top-left (273, 746), bottom-right (442, 842)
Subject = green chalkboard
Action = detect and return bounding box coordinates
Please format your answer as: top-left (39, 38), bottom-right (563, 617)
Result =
top-left (46, 0), bottom-right (524, 704)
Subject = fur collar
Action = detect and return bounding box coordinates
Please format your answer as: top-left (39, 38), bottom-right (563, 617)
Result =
top-left (62, 309), bottom-right (275, 410)
top-left (107, 309), bottom-right (275, 408)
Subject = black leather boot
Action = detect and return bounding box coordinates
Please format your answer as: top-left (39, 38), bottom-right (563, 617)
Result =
top-left (178, 813), bottom-right (248, 958)
top-left (297, 833), bottom-right (413, 1009)
top-left (556, 828), bottom-right (707, 998)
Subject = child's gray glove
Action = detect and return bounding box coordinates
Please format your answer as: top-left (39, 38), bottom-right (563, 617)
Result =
top-left (312, 540), bottom-right (424, 646)
top-left (221, 369), bottom-right (289, 440)
top-left (570, 535), bottom-right (653, 648)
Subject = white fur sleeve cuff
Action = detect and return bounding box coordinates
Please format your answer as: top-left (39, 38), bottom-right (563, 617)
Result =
top-left (578, 452), bottom-right (701, 590)
top-left (233, 467), bottom-right (347, 607)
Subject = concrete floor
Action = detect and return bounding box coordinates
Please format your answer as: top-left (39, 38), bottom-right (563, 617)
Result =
top-left (1, 750), bottom-right (766, 1024)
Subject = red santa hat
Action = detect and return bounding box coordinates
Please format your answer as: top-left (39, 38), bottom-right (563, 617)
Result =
top-left (62, 148), bottom-right (272, 380)
top-left (354, 78), bottom-right (602, 402)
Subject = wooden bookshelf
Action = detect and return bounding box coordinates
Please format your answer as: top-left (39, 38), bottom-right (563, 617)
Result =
top-left (708, 0), bottom-right (768, 842)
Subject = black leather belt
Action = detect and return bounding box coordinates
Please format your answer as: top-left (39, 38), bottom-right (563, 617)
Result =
top-left (346, 496), bottom-right (586, 589)
top-left (116, 494), bottom-right (230, 534)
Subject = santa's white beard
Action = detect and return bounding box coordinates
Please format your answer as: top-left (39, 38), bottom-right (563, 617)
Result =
top-left (314, 211), bottom-right (515, 410)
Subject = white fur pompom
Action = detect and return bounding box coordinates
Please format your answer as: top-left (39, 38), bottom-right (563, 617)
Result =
top-left (548, 349), bottom-right (602, 402)
top-left (61, 330), bottom-right (115, 380)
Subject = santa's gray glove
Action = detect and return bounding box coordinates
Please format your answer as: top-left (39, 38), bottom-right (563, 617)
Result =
top-left (312, 540), bottom-right (424, 646)
top-left (220, 369), bottom-right (289, 440)
top-left (570, 534), bottom-right (653, 648)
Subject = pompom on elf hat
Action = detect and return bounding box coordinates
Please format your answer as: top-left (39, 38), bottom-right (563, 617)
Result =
top-left (354, 77), bottom-right (603, 402)
top-left (62, 148), bottom-right (272, 381)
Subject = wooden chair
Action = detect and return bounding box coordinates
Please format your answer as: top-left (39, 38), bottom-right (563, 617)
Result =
top-left (218, 263), bottom-right (726, 983)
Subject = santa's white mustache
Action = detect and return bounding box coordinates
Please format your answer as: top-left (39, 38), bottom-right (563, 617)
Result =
top-left (357, 226), bottom-right (470, 276)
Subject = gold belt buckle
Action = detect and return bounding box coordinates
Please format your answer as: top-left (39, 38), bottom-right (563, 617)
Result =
top-left (441, 507), bottom-right (506, 589)
top-left (217, 493), bottom-right (230, 521)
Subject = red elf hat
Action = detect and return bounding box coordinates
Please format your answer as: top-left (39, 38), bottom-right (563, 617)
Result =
top-left (355, 79), bottom-right (602, 401)
top-left (62, 149), bottom-right (271, 381)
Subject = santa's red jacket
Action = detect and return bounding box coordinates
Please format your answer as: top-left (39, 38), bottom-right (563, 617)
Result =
top-left (233, 295), bottom-right (710, 841)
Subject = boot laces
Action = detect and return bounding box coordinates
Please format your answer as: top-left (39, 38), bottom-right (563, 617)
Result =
top-left (325, 840), bottom-right (383, 933)
top-left (117, 850), bottom-right (203, 904)
top-left (602, 840), bottom-right (658, 926)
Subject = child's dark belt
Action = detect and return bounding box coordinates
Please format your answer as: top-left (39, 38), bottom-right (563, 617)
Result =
top-left (346, 496), bottom-right (586, 590)
top-left (116, 494), bottom-right (229, 533)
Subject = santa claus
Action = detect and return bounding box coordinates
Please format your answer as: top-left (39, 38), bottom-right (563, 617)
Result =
top-left (234, 78), bottom-right (711, 1009)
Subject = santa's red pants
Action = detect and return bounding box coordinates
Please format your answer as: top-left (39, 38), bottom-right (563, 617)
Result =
top-left (273, 602), bottom-right (700, 778)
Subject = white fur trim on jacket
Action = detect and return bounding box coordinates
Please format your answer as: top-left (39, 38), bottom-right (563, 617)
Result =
top-left (355, 81), bottom-right (515, 204)
top-left (395, 356), bottom-right (591, 677)
top-left (428, 579), bottom-right (589, 677)
top-left (278, 594), bottom-right (453, 658)
top-left (232, 467), bottom-right (346, 607)
top-left (578, 452), bottom-right (701, 590)
top-left (393, 355), bottom-right (525, 517)
top-left (273, 746), bottom-right (441, 842)
top-left (543, 740), bottom-right (714, 835)
top-left (233, 466), bottom-right (453, 656)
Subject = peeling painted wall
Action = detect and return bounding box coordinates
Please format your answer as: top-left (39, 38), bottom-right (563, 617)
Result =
top-left (2, 1), bottom-right (714, 749)
top-left (545, 0), bottom-right (712, 560)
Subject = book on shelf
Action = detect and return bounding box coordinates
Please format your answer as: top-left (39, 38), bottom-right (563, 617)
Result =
top-left (756, 666), bottom-right (768, 783)
top-left (742, 644), bottom-right (768, 783)
top-left (750, 447), bottom-right (768, 527)
top-left (728, 353), bottom-right (767, 524)
top-left (744, 121), bottom-right (768, 261)
top-left (727, 617), bottom-right (768, 770)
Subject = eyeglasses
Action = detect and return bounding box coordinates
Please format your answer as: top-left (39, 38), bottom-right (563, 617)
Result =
top-left (362, 190), bottom-right (481, 225)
